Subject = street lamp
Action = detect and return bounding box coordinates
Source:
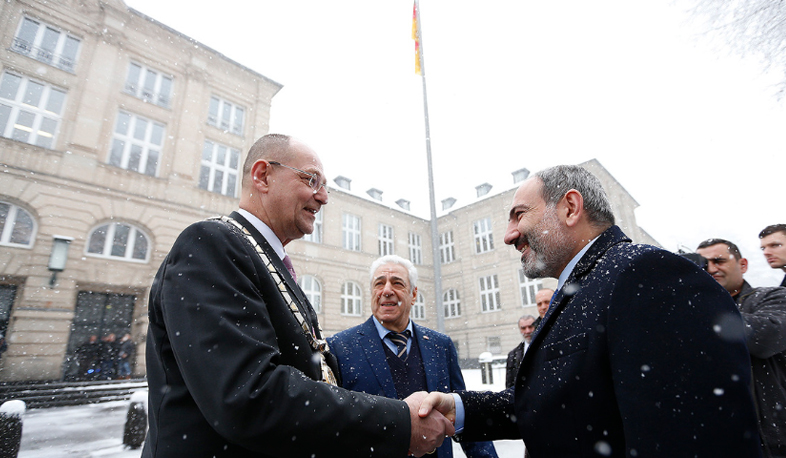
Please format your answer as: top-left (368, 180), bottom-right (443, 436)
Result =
top-left (48, 236), bottom-right (73, 288)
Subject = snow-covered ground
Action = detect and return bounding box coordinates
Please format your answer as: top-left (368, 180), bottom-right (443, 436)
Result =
top-left (15, 367), bottom-right (524, 458)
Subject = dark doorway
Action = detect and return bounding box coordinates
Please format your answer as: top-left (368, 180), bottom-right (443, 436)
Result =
top-left (0, 284), bottom-right (16, 361)
top-left (0, 284), bottom-right (17, 336)
top-left (63, 291), bottom-right (136, 381)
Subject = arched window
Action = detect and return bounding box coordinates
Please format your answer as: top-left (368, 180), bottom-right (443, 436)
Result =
top-left (443, 289), bottom-right (461, 318)
top-left (86, 222), bottom-right (149, 262)
top-left (298, 275), bottom-right (322, 313)
top-left (341, 281), bottom-right (362, 316)
top-left (0, 201), bottom-right (36, 247)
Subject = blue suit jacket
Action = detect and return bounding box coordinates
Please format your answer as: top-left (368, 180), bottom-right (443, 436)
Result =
top-left (328, 317), bottom-right (497, 458)
top-left (456, 225), bottom-right (762, 457)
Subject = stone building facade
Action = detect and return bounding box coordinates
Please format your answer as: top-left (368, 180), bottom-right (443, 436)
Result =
top-left (0, 0), bottom-right (658, 381)
top-left (0, 0), bottom-right (280, 381)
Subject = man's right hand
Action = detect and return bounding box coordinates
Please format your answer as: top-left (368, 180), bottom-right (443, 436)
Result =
top-left (405, 392), bottom-right (455, 457)
top-left (417, 392), bottom-right (456, 424)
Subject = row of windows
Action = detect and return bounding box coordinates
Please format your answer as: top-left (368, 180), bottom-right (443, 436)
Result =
top-left (0, 201), bottom-right (150, 262)
top-left (297, 271), bottom-right (539, 319)
top-left (308, 213), bottom-right (495, 266)
top-left (1, 70), bottom-right (242, 195)
top-left (301, 276), bottom-right (429, 319)
top-left (5, 16), bottom-right (247, 197)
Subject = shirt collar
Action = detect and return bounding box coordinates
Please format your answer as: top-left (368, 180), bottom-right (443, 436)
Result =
top-left (556, 235), bottom-right (600, 292)
top-left (236, 208), bottom-right (286, 260)
top-left (371, 316), bottom-right (413, 340)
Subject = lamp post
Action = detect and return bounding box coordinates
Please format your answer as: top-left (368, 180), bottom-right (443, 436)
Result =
top-left (48, 236), bottom-right (73, 288)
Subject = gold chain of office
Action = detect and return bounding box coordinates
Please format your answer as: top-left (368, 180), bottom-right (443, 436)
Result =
top-left (214, 216), bottom-right (339, 386)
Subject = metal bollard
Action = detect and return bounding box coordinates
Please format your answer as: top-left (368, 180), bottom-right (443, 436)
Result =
top-left (0, 400), bottom-right (26, 458)
top-left (122, 391), bottom-right (148, 449)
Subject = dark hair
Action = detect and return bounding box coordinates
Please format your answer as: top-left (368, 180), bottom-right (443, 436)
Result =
top-left (697, 238), bottom-right (742, 259)
top-left (534, 165), bottom-right (615, 227)
top-left (241, 134), bottom-right (291, 187)
top-left (759, 224), bottom-right (786, 239)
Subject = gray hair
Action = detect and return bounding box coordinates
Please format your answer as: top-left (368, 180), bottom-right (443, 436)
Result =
top-left (518, 315), bottom-right (536, 323)
top-left (534, 165), bottom-right (615, 227)
top-left (369, 255), bottom-right (418, 292)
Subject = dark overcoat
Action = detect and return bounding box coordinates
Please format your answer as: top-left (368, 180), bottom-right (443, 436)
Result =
top-left (143, 212), bottom-right (410, 458)
top-left (457, 225), bottom-right (762, 458)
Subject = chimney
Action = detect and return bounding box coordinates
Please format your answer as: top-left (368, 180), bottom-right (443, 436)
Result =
top-left (367, 188), bottom-right (383, 201)
top-left (476, 183), bottom-right (492, 197)
top-left (441, 197), bottom-right (456, 210)
top-left (512, 168), bottom-right (530, 184)
top-left (334, 176), bottom-right (351, 190)
top-left (396, 199), bottom-right (411, 211)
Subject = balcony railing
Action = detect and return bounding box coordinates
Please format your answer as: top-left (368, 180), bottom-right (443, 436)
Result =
top-left (11, 38), bottom-right (76, 73)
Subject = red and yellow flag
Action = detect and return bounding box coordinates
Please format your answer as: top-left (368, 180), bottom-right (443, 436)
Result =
top-left (412, 2), bottom-right (421, 75)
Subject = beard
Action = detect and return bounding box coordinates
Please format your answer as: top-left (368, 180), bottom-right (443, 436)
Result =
top-left (520, 207), bottom-right (573, 279)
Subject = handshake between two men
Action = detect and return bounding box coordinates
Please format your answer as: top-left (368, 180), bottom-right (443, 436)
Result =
top-left (405, 391), bottom-right (457, 457)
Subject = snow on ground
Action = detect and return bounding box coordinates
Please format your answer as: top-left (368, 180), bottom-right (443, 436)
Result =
top-left (16, 368), bottom-right (524, 458)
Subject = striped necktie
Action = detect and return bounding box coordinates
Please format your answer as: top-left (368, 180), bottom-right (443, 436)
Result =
top-left (387, 330), bottom-right (411, 361)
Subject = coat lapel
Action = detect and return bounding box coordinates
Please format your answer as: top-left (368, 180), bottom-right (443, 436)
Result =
top-left (358, 318), bottom-right (398, 398)
top-left (228, 212), bottom-right (317, 333)
top-left (413, 323), bottom-right (443, 392)
top-left (525, 226), bottom-right (630, 359)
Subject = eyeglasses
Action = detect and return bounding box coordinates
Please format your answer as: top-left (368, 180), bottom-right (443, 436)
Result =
top-left (268, 161), bottom-right (328, 195)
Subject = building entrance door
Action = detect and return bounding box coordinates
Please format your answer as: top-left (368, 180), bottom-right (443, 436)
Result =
top-left (0, 284), bottom-right (16, 336)
top-left (0, 284), bottom-right (16, 360)
top-left (63, 291), bottom-right (136, 381)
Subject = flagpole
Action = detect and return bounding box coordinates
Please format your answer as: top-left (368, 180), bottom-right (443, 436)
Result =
top-left (414, 0), bottom-right (444, 333)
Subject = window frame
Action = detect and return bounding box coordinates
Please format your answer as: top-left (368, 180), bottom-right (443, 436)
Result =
top-left (519, 269), bottom-right (544, 307)
top-left (439, 230), bottom-right (455, 264)
top-left (207, 95), bottom-right (245, 136)
top-left (0, 201), bottom-right (36, 248)
top-left (411, 291), bottom-right (425, 320)
top-left (342, 213), bottom-right (361, 252)
top-left (408, 232), bottom-right (422, 265)
top-left (378, 223), bottom-right (394, 256)
top-left (108, 110), bottom-right (165, 177)
top-left (11, 16), bottom-right (81, 72)
top-left (85, 222), bottom-right (150, 263)
top-left (443, 288), bottom-right (461, 319)
top-left (473, 217), bottom-right (495, 254)
top-left (124, 61), bottom-right (173, 108)
top-left (479, 274), bottom-right (501, 312)
top-left (302, 209), bottom-right (323, 243)
top-left (199, 140), bottom-right (241, 197)
top-left (0, 71), bottom-right (67, 149)
top-left (298, 275), bottom-right (322, 313)
top-left (341, 281), bottom-right (362, 316)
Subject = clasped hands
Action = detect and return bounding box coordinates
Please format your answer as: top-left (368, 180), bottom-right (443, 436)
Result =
top-left (405, 391), bottom-right (457, 457)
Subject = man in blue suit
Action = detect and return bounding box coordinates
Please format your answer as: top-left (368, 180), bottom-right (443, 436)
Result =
top-left (328, 255), bottom-right (497, 458)
top-left (419, 165), bottom-right (762, 457)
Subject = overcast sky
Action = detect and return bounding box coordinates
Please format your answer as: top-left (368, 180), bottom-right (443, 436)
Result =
top-left (124, 0), bottom-right (785, 286)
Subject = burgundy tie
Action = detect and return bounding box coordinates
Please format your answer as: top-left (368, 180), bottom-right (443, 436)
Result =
top-left (282, 255), bottom-right (297, 282)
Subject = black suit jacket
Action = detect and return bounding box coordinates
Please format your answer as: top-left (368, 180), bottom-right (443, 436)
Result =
top-left (457, 225), bottom-right (762, 457)
top-left (142, 213), bottom-right (410, 458)
top-left (504, 341), bottom-right (526, 389)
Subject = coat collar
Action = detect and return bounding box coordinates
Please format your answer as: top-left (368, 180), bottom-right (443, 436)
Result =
top-left (228, 211), bottom-right (315, 332)
top-left (527, 225), bottom-right (630, 350)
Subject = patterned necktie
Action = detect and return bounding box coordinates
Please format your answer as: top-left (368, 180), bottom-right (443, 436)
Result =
top-left (282, 255), bottom-right (297, 282)
top-left (387, 330), bottom-right (411, 361)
